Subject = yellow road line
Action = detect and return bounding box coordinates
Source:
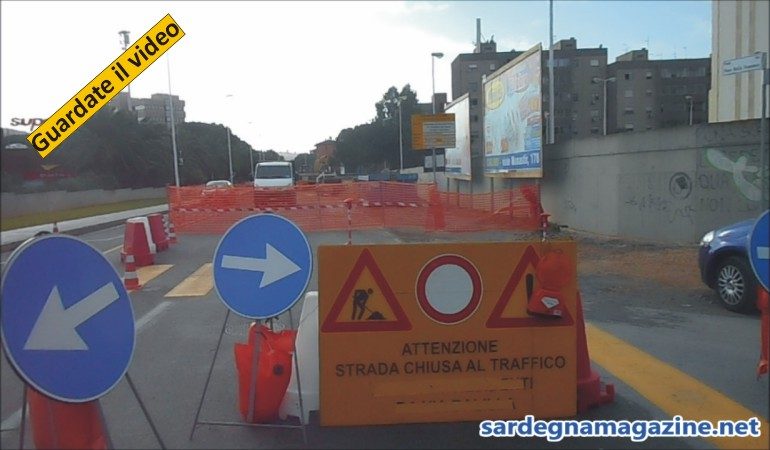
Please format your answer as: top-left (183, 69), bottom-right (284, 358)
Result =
top-left (164, 263), bottom-right (213, 298)
top-left (587, 323), bottom-right (769, 449)
top-left (136, 264), bottom-right (173, 286)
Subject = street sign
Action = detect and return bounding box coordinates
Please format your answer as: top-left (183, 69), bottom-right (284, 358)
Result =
top-left (748, 210), bottom-right (769, 292)
top-left (722, 53), bottom-right (765, 76)
top-left (1, 235), bottom-right (135, 402)
top-left (319, 241), bottom-right (577, 426)
top-left (213, 214), bottom-right (312, 319)
top-left (411, 113), bottom-right (456, 149)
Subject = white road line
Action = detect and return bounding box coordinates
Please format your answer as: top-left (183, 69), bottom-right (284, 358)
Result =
top-left (85, 235), bottom-right (123, 243)
top-left (0, 301), bottom-right (173, 431)
top-left (104, 244), bottom-right (123, 254)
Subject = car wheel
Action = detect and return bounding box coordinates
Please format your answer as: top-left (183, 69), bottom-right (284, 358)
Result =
top-left (715, 256), bottom-right (757, 312)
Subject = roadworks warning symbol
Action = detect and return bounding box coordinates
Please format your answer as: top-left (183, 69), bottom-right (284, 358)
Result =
top-left (321, 249), bottom-right (411, 332)
top-left (486, 245), bottom-right (574, 328)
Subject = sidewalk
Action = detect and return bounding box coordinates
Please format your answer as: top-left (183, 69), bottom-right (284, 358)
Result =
top-left (0, 204), bottom-right (168, 249)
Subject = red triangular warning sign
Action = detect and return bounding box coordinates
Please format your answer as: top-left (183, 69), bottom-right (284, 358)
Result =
top-left (486, 245), bottom-right (574, 328)
top-left (321, 249), bottom-right (412, 332)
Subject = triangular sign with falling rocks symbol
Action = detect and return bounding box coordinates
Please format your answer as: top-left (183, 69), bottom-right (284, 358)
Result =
top-left (321, 248), bottom-right (412, 332)
top-left (486, 245), bottom-right (574, 328)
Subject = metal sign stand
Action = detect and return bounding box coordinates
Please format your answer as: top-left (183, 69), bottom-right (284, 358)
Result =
top-left (188, 307), bottom-right (308, 445)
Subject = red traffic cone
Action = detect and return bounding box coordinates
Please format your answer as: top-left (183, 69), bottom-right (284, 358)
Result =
top-left (123, 254), bottom-right (142, 291)
top-left (27, 387), bottom-right (110, 450)
top-left (575, 290), bottom-right (615, 412)
top-left (757, 287), bottom-right (769, 378)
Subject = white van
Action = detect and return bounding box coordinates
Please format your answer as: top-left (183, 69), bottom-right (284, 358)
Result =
top-left (253, 161), bottom-right (297, 207)
top-left (254, 161), bottom-right (294, 188)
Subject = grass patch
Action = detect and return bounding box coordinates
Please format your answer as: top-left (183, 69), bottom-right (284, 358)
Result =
top-left (1, 197), bottom-right (167, 231)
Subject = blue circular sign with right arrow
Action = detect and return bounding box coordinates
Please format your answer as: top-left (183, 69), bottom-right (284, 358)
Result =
top-left (748, 210), bottom-right (769, 292)
top-left (213, 214), bottom-right (312, 319)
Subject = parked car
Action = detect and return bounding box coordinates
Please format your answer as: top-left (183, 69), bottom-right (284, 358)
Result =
top-left (698, 216), bottom-right (763, 312)
top-left (201, 180), bottom-right (233, 197)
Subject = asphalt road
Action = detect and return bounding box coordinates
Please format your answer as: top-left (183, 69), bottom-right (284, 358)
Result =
top-left (1, 225), bottom-right (767, 449)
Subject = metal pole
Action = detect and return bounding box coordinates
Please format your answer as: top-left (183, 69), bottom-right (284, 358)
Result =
top-left (398, 100), bottom-right (404, 172)
top-left (431, 56), bottom-right (437, 184)
top-left (227, 127), bottom-right (234, 184)
top-left (689, 99), bottom-right (693, 126)
top-left (167, 56), bottom-right (180, 187)
top-left (603, 80), bottom-right (608, 136)
top-left (548, 0), bottom-right (555, 144)
top-left (249, 148), bottom-right (254, 181)
top-left (761, 55), bottom-right (768, 209)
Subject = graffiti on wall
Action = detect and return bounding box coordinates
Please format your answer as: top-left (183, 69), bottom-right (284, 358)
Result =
top-left (704, 148), bottom-right (763, 202)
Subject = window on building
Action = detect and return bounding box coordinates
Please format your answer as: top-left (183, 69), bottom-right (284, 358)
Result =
top-left (572, 93), bottom-right (579, 102)
top-left (696, 67), bottom-right (706, 77)
top-left (471, 98), bottom-right (478, 106)
top-left (624, 90), bottom-right (634, 98)
top-left (572, 112), bottom-right (578, 121)
top-left (661, 68), bottom-right (672, 78)
top-left (646, 89), bottom-right (653, 97)
top-left (473, 115), bottom-right (479, 122)
top-left (590, 109), bottom-right (600, 118)
top-left (646, 107), bottom-right (653, 119)
top-left (646, 71), bottom-right (653, 79)
top-left (468, 81), bottom-right (479, 92)
top-left (592, 92), bottom-right (600, 100)
top-left (624, 108), bottom-right (634, 115)
top-left (591, 127), bottom-right (600, 134)
top-left (468, 64), bottom-right (478, 70)
top-left (646, 126), bottom-right (654, 130)
top-left (624, 72), bottom-right (631, 80)
top-left (624, 123), bottom-right (635, 131)
top-left (490, 63), bottom-right (496, 71)
top-left (590, 59), bottom-right (599, 67)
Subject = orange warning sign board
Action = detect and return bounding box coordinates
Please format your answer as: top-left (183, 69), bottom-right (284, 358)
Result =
top-left (318, 241), bottom-right (577, 426)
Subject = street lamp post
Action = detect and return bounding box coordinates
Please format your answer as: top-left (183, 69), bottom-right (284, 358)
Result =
top-left (431, 51), bottom-right (444, 183)
top-left (684, 95), bottom-right (693, 126)
top-left (396, 95), bottom-right (406, 172)
top-left (166, 56), bottom-right (180, 187)
top-left (225, 94), bottom-right (234, 184)
top-left (593, 76), bottom-right (616, 135)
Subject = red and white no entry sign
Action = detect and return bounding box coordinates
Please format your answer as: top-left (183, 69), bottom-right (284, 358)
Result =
top-left (415, 254), bottom-right (482, 324)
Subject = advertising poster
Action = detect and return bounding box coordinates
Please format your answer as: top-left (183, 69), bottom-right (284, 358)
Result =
top-left (483, 45), bottom-right (543, 178)
top-left (444, 94), bottom-right (471, 179)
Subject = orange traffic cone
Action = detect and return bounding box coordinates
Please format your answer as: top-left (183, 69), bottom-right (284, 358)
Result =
top-left (757, 287), bottom-right (769, 378)
top-left (575, 290), bottom-right (615, 412)
top-left (123, 254), bottom-right (142, 291)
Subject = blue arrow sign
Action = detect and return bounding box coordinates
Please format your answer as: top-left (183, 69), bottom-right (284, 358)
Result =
top-left (213, 214), bottom-right (312, 319)
top-left (1, 235), bottom-right (135, 403)
top-left (748, 210), bottom-right (769, 292)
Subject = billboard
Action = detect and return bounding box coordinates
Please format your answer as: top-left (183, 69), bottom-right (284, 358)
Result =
top-left (411, 114), bottom-right (456, 149)
top-left (444, 94), bottom-right (471, 180)
top-left (483, 45), bottom-right (543, 178)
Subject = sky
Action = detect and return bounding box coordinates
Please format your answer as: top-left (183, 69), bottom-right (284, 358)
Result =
top-left (1, 1), bottom-right (712, 155)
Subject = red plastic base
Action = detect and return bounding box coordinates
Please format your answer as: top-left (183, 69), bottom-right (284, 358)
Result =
top-left (577, 370), bottom-right (616, 413)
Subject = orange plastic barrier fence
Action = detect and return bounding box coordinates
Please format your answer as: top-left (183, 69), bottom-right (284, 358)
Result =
top-left (167, 182), bottom-right (540, 234)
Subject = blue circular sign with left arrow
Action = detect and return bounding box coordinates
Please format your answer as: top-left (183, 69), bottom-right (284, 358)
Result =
top-left (213, 214), bottom-right (312, 319)
top-left (1, 235), bottom-right (135, 403)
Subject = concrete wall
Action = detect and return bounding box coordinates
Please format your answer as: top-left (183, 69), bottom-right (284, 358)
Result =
top-left (1, 187), bottom-right (166, 217)
top-left (540, 119), bottom-right (764, 243)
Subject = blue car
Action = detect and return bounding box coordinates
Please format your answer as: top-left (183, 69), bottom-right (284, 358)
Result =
top-left (698, 217), bottom-right (761, 312)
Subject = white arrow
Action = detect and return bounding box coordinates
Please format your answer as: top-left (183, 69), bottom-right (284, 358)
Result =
top-left (24, 283), bottom-right (121, 351)
top-left (758, 247), bottom-right (769, 260)
top-left (221, 244), bottom-right (301, 288)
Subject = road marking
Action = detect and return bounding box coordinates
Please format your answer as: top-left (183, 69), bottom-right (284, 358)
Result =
top-left (0, 300), bottom-right (172, 431)
top-left (104, 244), bottom-right (123, 254)
top-left (165, 263), bottom-right (213, 297)
top-left (586, 323), bottom-right (769, 449)
top-left (136, 264), bottom-right (173, 286)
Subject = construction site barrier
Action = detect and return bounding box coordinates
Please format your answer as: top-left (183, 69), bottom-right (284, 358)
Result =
top-left (167, 182), bottom-right (541, 235)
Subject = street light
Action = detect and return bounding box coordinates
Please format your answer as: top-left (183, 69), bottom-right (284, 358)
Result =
top-left (592, 76), bottom-right (616, 135)
top-left (247, 123), bottom-right (257, 180)
top-left (684, 95), bottom-right (694, 126)
top-left (225, 94), bottom-right (234, 184)
top-left (430, 51), bottom-right (444, 183)
top-left (395, 95), bottom-right (407, 172)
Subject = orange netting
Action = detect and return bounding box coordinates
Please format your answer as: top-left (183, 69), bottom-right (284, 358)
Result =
top-left (167, 182), bottom-right (541, 234)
